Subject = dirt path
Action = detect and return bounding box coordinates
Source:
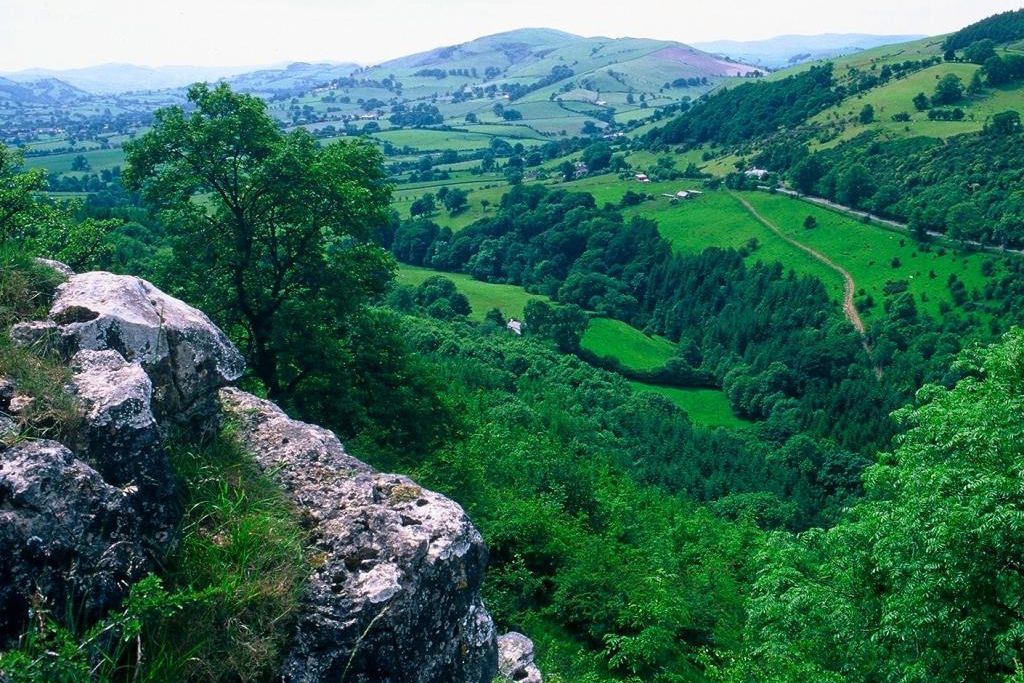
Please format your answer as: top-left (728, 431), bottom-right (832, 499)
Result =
top-left (730, 192), bottom-right (867, 337)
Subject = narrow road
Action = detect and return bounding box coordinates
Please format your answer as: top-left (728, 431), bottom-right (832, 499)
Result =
top-left (764, 186), bottom-right (1024, 258)
top-left (731, 192), bottom-right (866, 335)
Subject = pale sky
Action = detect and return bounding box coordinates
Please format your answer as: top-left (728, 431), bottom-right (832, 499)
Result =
top-left (0, 0), bottom-right (1021, 71)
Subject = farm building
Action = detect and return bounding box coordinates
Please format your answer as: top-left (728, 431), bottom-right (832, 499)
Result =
top-left (507, 319), bottom-right (523, 335)
top-left (635, 173), bottom-right (650, 183)
top-left (744, 168), bottom-right (769, 179)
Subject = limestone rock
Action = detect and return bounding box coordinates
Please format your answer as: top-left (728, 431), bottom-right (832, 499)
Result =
top-left (0, 440), bottom-right (148, 642)
top-left (9, 320), bottom-right (60, 353)
top-left (219, 388), bottom-right (498, 683)
top-left (498, 632), bottom-right (543, 683)
top-left (33, 258), bottom-right (74, 279)
top-left (69, 349), bottom-right (178, 547)
top-left (49, 272), bottom-right (244, 424)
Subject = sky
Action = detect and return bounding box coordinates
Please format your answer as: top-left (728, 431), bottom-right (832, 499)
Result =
top-left (0, 0), bottom-right (1021, 71)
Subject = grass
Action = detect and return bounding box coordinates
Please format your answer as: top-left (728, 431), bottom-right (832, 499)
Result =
top-left (0, 428), bottom-right (308, 683)
top-left (0, 252), bottom-right (80, 445)
top-left (738, 191), bottom-right (995, 321)
top-left (0, 252), bottom-right (306, 682)
top-left (623, 190), bottom-right (848, 301)
top-left (581, 318), bottom-right (676, 372)
top-left (629, 381), bottom-right (750, 429)
top-left (397, 265), bottom-right (549, 320)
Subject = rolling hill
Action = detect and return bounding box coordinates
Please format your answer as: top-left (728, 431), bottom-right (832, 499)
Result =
top-left (694, 33), bottom-right (926, 68)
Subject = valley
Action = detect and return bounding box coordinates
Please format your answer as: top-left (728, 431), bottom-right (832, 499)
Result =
top-left (6, 5), bottom-right (1024, 682)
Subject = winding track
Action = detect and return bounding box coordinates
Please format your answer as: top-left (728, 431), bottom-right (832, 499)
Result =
top-left (730, 191), bottom-right (866, 336)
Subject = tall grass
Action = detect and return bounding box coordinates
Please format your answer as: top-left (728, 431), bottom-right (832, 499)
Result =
top-left (0, 248), bottom-right (79, 444)
top-left (0, 430), bottom-right (309, 682)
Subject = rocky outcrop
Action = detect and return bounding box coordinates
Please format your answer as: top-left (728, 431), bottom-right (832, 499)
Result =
top-left (498, 632), bottom-right (543, 683)
top-left (0, 440), bottom-right (148, 642)
top-left (1, 265), bottom-right (536, 682)
top-left (220, 388), bottom-right (498, 683)
top-left (69, 349), bottom-right (178, 546)
top-left (19, 271), bottom-right (245, 424)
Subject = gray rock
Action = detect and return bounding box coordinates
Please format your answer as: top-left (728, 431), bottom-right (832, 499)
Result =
top-left (0, 377), bottom-right (13, 411)
top-left (69, 349), bottom-right (178, 549)
top-left (33, 258), bottom-right (74, 279)
top-left (219, 388), bottom-right (498, 683)
top-left (9, 320), bottom-right (60, 353)
top-left (498, 632), bottom-right (543, 683)
top-left (49, 272), bottom-right (244, 424)
top-left (0, 440), bottom-right (148, 643)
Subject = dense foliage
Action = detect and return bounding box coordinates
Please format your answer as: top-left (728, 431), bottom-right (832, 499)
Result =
top-left (646, 66), bottom-right (841, 147)
top-left (785, 128), bottom-right (1024, 246)
top-left (388, 184), bottom-right (975, 457)
top-left (944, 8), bottom-right (1024, 51)
top-left (731, 329), bottom-right (1024, 682)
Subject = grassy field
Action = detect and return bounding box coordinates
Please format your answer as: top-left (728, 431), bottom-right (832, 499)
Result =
top-left (624, 190), bottom-right (849, 301)
top-left (371, 128), bottom-right (545, 152)
top-left (396, 265), bottom-right (548, 320)
top-left (738, 191), bottom-right (996, 320)
top-left (581, 318), bottom-right (676, 371)
top-left (24, 146), bottom-right (126, 174)
top-left (629, 381), bottom-right (749, 429)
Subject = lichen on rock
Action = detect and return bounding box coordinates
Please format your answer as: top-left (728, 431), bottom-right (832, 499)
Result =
top-left (220, 387), bottom-right (499, 683)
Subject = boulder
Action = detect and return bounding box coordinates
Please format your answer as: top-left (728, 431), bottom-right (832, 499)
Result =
top-left (33, 258), bottom-right (74, 279)
top-left (69, 349), bottom-right (178, 548)
top-left (0, 440), bottom-right (148, 643)
top-left (219, 388), bottom-right (498, 683)
top-left (48, 272), bottom-right (244, 424)
top-left (498, 632), bottom-right (543, 683)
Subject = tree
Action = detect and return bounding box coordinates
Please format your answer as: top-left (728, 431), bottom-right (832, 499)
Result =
top-left (741, 330), bottom-right (1024, 681)
top-left (523, 300), bottom-right (588, 353)
top-left (581, 142), bottom-right (613, 172)
top-left (789, 155), bottom-right (824, 194)
top-left (836, 164), bottom-right (874, 208)
top-left (410, 194), bottom-right (436, 217)
top-left (913, 92), bottom-right (931, 111)
top-left (932, 73), bottom-right (964, 105)
top-left (984, 55), bottom-right (1012, 85)
top-left (858, 103), bottom-right (875, 124)
top-left (0, 146), bottom-right (48, 248)
top-left (0, 145), bottom-right (116, 267)
top-left (987, 109), bottom-right (1022, 135)
top-left (964, 38), bottom-right (997, 64)
top-left (123, 83), bottom-right (393, 402)
top-left (442, 188), bottom-right (469, 214)
top-left (803, 216), bottom-right (817, 230)
top-left (71, 155), bottom-right (91, 172)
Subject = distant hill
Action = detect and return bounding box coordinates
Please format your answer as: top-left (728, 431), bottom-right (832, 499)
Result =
top-left (0, 63), bottom-right (272, 94)
top-left (693, 34), bottom-right (926, 68)
top-left (0, 76), bottom-right (90, 105)
top-left (226, 62), bottom-right (361, 96)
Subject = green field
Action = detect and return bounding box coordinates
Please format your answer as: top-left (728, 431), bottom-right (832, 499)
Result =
top-left (738, 191), bottom-right (996, 320)
top-left (396, 265), bottom-right (548, 320)
top-left (629, 381), bottom-right (750, 429)
top-left (582, 318), bottom-right (676, 371)
top-left (623, 190), bottom-right (849, 301)
top-left (24, 146), bottom-right (126, 174)
top-left (371, 128), bottom-right (545, 152)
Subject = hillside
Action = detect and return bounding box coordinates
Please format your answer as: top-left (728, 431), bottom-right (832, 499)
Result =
top-left (694, 33), bottom-right (926, 68)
